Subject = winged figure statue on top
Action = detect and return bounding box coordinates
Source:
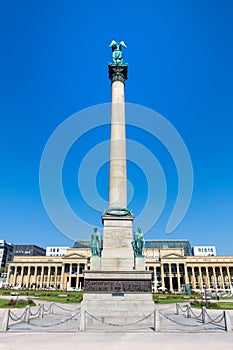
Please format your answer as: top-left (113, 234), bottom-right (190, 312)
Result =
top-left (109, 40), bottom-right (127, 65)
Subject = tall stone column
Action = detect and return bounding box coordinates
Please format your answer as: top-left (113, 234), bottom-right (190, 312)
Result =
top-left (101, 63), bottom-right (134, 271)
top-left (109, 78), bottom-right (127, 208)
top-left (82, 42), bottom-right (154, 322)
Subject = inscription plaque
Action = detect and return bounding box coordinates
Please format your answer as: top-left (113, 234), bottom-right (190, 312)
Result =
top-left (84, 279), bottom-right (152, 293)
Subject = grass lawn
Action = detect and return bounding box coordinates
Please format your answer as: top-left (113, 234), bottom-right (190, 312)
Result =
top-left (153, 293), bottom-right (201, 304)
top-left (0, 289), bottom-right (83, 304)
top-left (191, 301), bottom-right (233, 310)
top-left (214, 302), bottom-right (233, 310)
top-left (0, 298), bottom-right (36, 308)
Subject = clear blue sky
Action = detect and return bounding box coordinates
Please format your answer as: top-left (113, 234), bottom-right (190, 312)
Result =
top-left (0, 1), bottom-right (232, 254)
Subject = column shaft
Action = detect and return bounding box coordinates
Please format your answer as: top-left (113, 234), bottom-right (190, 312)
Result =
top-left (61, 264), bottom-right (65, 290)
top-left (168, 264), bottom-right (173, 292)
top-left (109, 80), bottom-right (126, 208)
top-left (177, 264), bottom-right (181, 292)
top-left (40, 267), bottom-right (44, 289)
top-left (161, 264), bottom-right (165, 289)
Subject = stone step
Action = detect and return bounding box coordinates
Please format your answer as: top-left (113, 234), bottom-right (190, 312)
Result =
top-left (83, 301), bottom-right (155, 313)
top-left (85, 312), bottom-right (155, 326)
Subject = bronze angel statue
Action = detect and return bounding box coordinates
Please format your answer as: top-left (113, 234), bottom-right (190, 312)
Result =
top-left (109, 40), bottom-right (127, 65)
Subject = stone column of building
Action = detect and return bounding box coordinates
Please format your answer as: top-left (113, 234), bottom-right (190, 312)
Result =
top-left (46, 266), bottom-right (51, 288)
top-left (161, 264), bottom-right (165, 289)
top-left (68, 264), bottom-right (72, 287)
top-left (213, 267), bottom-right (217, 289)
top-left (220, 267), bottom-right (224, 289)
top-left (184, 264), bottom-right (189, 286)
top-left (229, 267), bottom-right (233, 284)
top-left (177, 264), bottom-right (181, 292)
top-left (227, 266), bottom-right (231, 288)
top-left (198, 267), bottom-right (203, 289)
top-left (168, 263), bottom-right (173, 292)
top-left (20, 267), bottom-right (24, 287)
top-left (210, 269), bottom-right (214, 288)
top-left (191, 267), bottom-right (195, 289)
top-left (76, 263), bottom-right (80, 289)
top-left (6, 266), bottom-right (11, 286)
top-left (61, 264), bottom-right (65, 290)
top-left (222, 267), bottom-right (227, 288)
top-left (54, 266), bottom-right (57, 288)
top-left (40, 266), bottom-right (44, 289)
top-left (34, 266), bottom-right (38, 287)
top-left (153, 268), bottom-right (158, 292)
top-left (205, 267), bottom-right (210, 289)
top-left (13, 267), bottom-right (17, 286)
top-left (26, 266), bottom-right (31, 288)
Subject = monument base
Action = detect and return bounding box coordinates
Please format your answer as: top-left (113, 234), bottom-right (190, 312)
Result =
top-left (82, 270), bottom-right (155, 324)
top-left (135, 256), bottom-right (146, 270)
top-left (90, 256), bottom-right (101, 270)
top-left (101, 214), bottom-right (134, 271)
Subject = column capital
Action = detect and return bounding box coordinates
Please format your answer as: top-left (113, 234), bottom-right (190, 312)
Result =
top-left (108, 64), bottom-right (128, 84)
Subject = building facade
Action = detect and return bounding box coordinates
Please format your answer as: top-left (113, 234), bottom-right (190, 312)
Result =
top-left (46, 247), bottom-right (69, 257)
top-left (192, 246), bottom-right (217, 256)
top-left (13, 245), bottom-right (46, 257)
top-left (0, 240), bottom-right (13, 269)
top-left (5, 243), bottom-right (233, 293)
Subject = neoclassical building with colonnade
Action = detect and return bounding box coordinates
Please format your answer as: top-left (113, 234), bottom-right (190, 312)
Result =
top-left (5, 240), bottom-right (233, 293)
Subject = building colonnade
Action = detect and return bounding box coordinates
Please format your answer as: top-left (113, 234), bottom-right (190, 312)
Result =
top-left (5, 248), bottom-right (233, 293)
top-left (146, 263), bottom-right (233, 292)
top-left (7, 261), bottom-right (87, 290)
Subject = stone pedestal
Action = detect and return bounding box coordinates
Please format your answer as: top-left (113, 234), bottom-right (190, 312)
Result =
top-left (82, 270), bottom-right (154, 324)
top-left (90, 256), bottom-right (101, 270)
top-left (135, 256), bottom-right (146, 270)
top-left (101, 214), bottom-right (134, 271)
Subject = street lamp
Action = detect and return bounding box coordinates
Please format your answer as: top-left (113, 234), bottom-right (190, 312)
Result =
top-left (203, 283), bottom-right (208, 308)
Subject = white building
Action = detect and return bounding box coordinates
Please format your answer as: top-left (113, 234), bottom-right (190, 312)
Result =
top-left (192, 246), bottom-right (217, 256)
top-left (46, 246), bottom-right (70, 257)
top-left (0, 240), bottom-right (13, 269)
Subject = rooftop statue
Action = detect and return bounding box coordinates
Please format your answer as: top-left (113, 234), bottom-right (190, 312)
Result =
top-left (109, 40), bottom-right (127, 65)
